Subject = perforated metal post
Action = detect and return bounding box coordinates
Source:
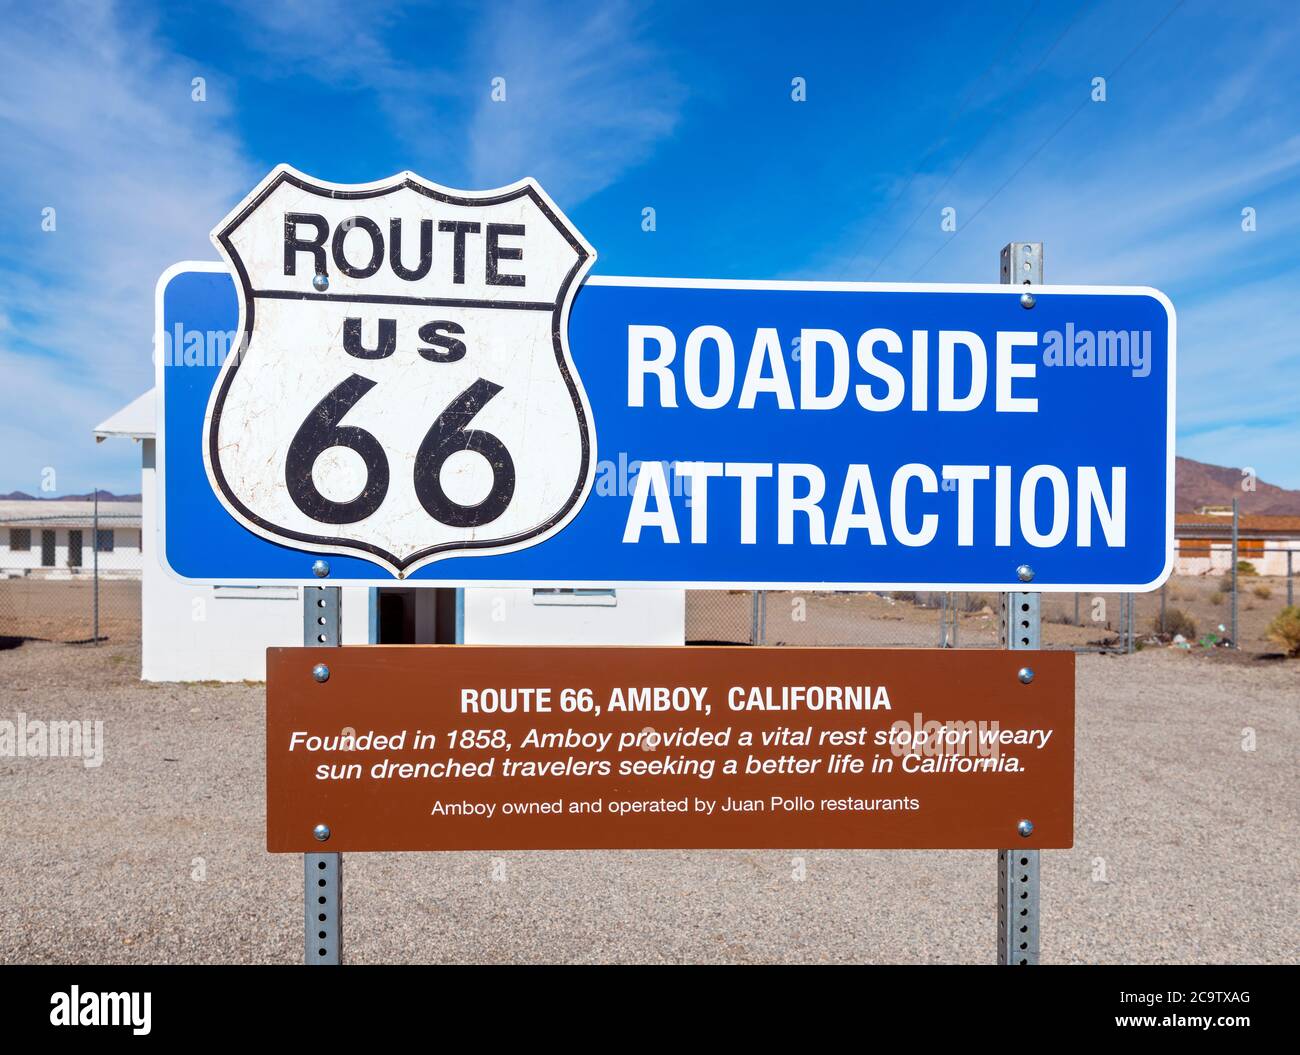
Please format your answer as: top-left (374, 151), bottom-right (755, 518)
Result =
top-left (304, 581), bottom-right (341, 964)
top-left (999, 241), bottom-right (1042, 965)
top-left (998, 844), bottom-right (1041, 965)
top-left (305, 850), bottom-right (341, 964)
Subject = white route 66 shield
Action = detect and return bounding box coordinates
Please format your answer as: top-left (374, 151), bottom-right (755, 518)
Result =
top-left (203, 165), bottom-right (596, 577)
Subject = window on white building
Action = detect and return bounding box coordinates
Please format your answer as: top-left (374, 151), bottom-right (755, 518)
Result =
top-left (532, 588), bottom-right (617, 607)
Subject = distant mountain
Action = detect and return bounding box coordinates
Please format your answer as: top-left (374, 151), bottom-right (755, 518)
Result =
top-left (0, 490), bottom-right (141, 502)
top-left (1176, 457), bottom-right (1300, 515)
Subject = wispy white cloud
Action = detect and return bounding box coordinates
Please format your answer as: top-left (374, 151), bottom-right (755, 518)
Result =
top-left (221, 0), bottom-right (686, 203)
top-left (465, 0), bottom-right (686, 202)
top-left (216, 0), bottom-right (464, 176)
top-left (0, 1), bottom-right (255, 492)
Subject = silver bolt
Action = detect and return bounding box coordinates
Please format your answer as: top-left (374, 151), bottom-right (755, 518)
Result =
top-left (1016, 564), bottom-right (1034, 582)
top-left (312, 663), bottom-right (330, 683)
top-left (312, 273), bottom-right (329, 292)
top-left (1017, 819), bottom-right (1034, 838)
top-left (1020, 291), bottom-right (1036, 309)
top-left (313, 823), bottom-right (331, 842)
top-left (1018, 667), bottom-right (1035, 684)
top-left (312, 559), bottom-right (330, 578)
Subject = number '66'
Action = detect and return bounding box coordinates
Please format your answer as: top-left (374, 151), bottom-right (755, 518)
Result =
top-left (285, 373), bottom-right (516, 527)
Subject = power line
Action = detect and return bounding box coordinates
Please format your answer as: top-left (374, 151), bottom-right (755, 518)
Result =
top-left (839, 1), bottom-right (1042, 274)
top-left (908, 0), bottom-right (1188, 280)
top-left (868, 0), bottom-right (1095, 279)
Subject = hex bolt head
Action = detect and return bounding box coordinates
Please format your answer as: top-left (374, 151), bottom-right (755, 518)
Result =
top-left (1018, 667), bottom-right (1035, 685)
top-left (1020, 291), bottom-right (1036, 309)
top-left (312, 559), bottom-right (330, 578)
top-left (312, 663), bottom-right (330, 683)
top-left (313, 823), bottom-right (331, 842)
top-left (1016, 563), bottom-right (1035, 582)
top-left (312, 273), bottom-right (330, 292)
top-left (1017, 819), bottom-right (1035, 838)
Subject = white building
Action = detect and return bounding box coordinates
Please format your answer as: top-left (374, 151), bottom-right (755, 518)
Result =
top-left (94, 391), bottom-right (684, 682)
top-left (0, 498), bottom-right (142, 578)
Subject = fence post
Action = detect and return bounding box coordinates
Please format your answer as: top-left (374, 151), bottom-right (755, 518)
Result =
top-left (92, 490), bottom-right (100, 645)
top-left (1288, 549), bottom-right (1294, 609)
top-left (304, 579), bottom-right (342, 964)
top-left (998, 240), bottom-right (1041, 965)
top-left (1159, 582), bottom-right (1166, 635)
top-left (1231, 498), bottom-right (1239, 649)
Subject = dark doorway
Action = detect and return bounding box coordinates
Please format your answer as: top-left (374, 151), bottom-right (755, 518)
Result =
top-left (375, 588), bottom-right (459, 643)
top-left (68, 530), bottom-right (82, 568)
top-left (40, 530), bottom-right (55, 567)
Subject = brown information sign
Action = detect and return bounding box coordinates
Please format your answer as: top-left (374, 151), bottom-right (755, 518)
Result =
top-left (266, 646), bottom-right (1074, 852)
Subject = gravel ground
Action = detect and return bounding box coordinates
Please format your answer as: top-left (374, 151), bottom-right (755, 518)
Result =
top-left (0, 637), bottom-right (1295, 964)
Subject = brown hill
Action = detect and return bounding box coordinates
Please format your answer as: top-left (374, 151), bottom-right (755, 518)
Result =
top-left (1176, 457), bottom-right (1300, 515)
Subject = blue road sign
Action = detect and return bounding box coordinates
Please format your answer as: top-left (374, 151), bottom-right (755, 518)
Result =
top-left (157, 267), bottom-right (1173, 591)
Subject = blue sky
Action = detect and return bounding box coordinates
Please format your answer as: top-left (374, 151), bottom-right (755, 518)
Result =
top-left (1, 0), bottom-right (1297, 494)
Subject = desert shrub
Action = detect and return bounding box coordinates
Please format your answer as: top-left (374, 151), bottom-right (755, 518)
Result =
top-left (1266, 606), bottom-right (1300, 657)
top-left (1209, 591), bottom-right (1224, 606)
top-left (1237, 560), bottom-right (1257, 575)
top-left (1217, 575), bottom-right (1235, 593)
top-left (1155, 607), bottom-right (1196, 639)
top-left (960, 593), bottom-right (991, 613)
top-left (1253, 584), bottom-right (1272, 600)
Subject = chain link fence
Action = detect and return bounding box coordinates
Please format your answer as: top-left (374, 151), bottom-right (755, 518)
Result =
top-left (686, 560), bottom-right (1297, 656)
top-left (0, 513), bottom-right (142, 645)
top-left (686, 590), bottom-right (1126, 651)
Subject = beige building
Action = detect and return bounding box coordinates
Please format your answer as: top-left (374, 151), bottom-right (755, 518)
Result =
top-left (1174, 511), bottom-right (1300, 577)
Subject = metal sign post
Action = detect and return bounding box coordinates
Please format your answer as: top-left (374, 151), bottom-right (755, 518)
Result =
top-left (303, 578), bottom-right (341, 965)
top-left (999, 242), bottom-right (1042, 965)
top-left (1231, 498), bottom-right (1240, 648)
top-left (92, 490), bottom-right (100, 645)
